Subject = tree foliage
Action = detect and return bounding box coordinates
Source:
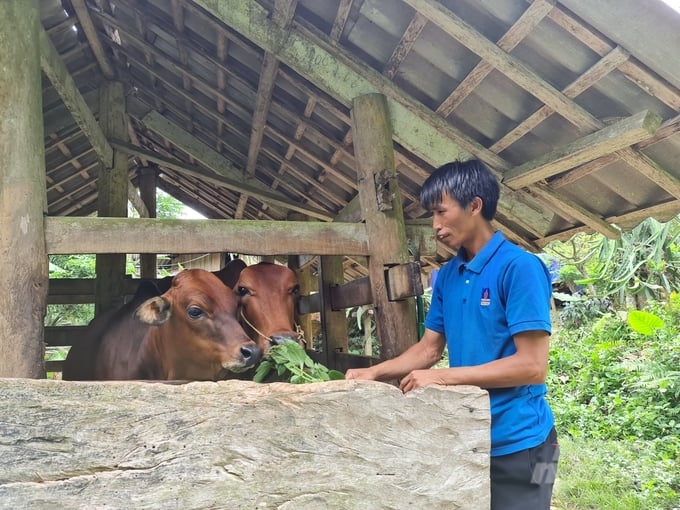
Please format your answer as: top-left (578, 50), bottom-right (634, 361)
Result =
top-left (545, 216), bottom-right (680, 308)
top-left (548, 295), bottom-right (680, 507)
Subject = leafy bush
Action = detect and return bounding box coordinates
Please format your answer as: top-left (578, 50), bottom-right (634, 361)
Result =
top-left (557, 295), bottom-right (613, 329)
top-left (548, 295), bottom-right (680, 508)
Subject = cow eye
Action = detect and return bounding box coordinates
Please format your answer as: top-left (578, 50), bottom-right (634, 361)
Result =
top-left (237, 286), bottom-right (250, 297)
top-left (291, 285), bottom-right (300, 296)
top-left (187, 306), bottom-right (205, 319)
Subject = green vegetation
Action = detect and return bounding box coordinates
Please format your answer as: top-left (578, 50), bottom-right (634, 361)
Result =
top-left (546, 216), bottom-right (680, 308)
top-left (554, 436), bottom-right (678, 510)
top-left (549, 294), bottom-right (680, 509)
top-left (543, 218), bottom-right (680, 509)
top-left (253, 340), bottom-right (345, 384)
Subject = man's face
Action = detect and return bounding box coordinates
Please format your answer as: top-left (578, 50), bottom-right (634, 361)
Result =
top-left (430, 193), bottom-right (475, 250)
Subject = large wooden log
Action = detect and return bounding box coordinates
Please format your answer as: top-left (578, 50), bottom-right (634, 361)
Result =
top-left (351, 93), bottom-right (418, 360)
top-left (0, 379), bottom-right (490, 509)
top-left (0, 0), bottom-right (47, 378)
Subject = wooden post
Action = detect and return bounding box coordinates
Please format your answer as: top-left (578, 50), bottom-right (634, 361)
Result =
top-left (95, 82), bottom-right (128, 314)
top-left (138, 164), bottom-right (157, 279)
top-left (296, 263), bottom-right (317, 348)
top-left (0, 0), bottom-right (48, 377)
top-left (350, 93), bottom-right (418, 361)
top-left (285, 213), bottom-right (318, 350)
top-left (318, 255), bottom-right (349, 367)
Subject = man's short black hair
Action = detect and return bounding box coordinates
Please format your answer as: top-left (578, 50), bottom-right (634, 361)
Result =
top-left (419, 160), bottom-right (500, 221)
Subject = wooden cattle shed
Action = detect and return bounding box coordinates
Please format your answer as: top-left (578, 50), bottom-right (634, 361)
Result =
top-left (1, 0), bottom-right (680, 378)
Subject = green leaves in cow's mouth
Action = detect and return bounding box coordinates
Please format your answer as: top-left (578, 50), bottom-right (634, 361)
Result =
top-left (253, 340), bottom-right (345, 384)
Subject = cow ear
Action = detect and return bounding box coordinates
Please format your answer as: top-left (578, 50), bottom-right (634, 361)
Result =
top-left (214, 258), bottom-right (247, 289)
top-left (135, 296), bottom-right (172, 325)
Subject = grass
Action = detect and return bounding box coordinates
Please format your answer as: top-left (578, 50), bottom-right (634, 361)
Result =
top-left (553, 436), bottom-right (680, 510)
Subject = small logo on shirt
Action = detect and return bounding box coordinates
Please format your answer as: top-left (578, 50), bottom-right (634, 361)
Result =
top-left (480, 288), bottom-right (491, 306)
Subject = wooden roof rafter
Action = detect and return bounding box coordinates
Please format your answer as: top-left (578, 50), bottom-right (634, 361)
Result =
top-left (238, 0), bottom-right (299, 218)
top-left (36, 0), bottom-right (680, 275)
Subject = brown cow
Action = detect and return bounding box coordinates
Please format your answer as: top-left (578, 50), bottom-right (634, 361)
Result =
top-left (62, 269), bottom-right (261, 381)
top-left (145, 258), bottom-right (301, 356)
top-left (231, 261), bottom-right (302, 355)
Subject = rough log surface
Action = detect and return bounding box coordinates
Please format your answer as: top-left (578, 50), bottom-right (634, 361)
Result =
top-left (0, 379), bottom-right (490, 509)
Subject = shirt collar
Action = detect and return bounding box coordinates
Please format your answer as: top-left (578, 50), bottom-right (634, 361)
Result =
top-left (455, 231), bottom-right (505, 274)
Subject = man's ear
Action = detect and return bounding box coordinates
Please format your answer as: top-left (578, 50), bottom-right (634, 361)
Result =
top-left (470, 196), bottom-right (483, 215)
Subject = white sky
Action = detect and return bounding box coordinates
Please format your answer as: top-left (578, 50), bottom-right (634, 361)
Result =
top-left (659, 0), bottom-right (680, 12)
top-left (181, 207), bottom-right (206, 219)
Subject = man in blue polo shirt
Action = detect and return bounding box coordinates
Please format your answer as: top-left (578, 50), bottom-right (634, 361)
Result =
top-left (346, 159), bottom-right (559, 509)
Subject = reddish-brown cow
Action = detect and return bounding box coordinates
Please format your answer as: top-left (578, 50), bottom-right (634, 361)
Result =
top-left (63, 269), bottom-right (261, 381)
top-left (230, 261), bottom-right (302, 355)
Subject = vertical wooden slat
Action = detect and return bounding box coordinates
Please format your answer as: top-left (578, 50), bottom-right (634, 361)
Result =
top-left (95, 82), bottom-right (128, 314)
top-left (318, 255), bottom-right (349, 367)
top-left (350, 93), bottom-right (418, 361)
top-left (286, 213), bottom-right (318, 349)
top-left (296, 262), bottom-right (317, 348)
top-left (138, 164), bottom-right (158, 279)
top-left (0, 0), bottom-right (47, 378)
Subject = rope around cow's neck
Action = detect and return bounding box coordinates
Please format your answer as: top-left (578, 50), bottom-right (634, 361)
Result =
top-left (239, 309), bottom-right (305, 346)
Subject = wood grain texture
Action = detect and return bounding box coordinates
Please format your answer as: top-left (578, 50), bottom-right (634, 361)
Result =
top-left (0, 379), bottom-right (490, 509)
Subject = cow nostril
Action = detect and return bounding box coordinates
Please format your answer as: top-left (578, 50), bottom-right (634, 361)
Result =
top-left (270, 333), bottom-right (300, 346)
top-left (240, 345), bottom-right (261, 362)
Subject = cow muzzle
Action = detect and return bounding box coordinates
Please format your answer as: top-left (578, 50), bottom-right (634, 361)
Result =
top-left (222, 343), bottom-right (261, 373)
top-left (269, 332), bottom-right (303, 347)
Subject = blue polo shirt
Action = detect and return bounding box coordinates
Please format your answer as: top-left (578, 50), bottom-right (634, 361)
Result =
top-left (425, 231), bottom-right (554, 456)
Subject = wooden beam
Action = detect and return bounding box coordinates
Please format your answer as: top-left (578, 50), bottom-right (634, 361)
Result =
top-left (536, 199), bottom-right (680, 246)
top-left (330, 0), bottom-right (353, 42)
top-left (351, 93), bottom-right (418, 359)
top-left (405, 0), bottom-right (600, 130)
top-left (503, 110), bottom-right (661, 190)
top-left (491, 45), bottom-right (630, 154)
top-left (38, 27), bottom-right (113, 167)
top-left (529, 183), bottom-right (620, 239)
top-left (45, 217), bottom-right (370, 256)
top-left (235, 53), bottom-right (281, 217)
top-left (127, 183), bottom-right (149, 218)
top-left (615, 148), bottom-right (680, 200)
top-left (110, 139), bottom-right (333, 221)
top-left (383, 13), bottom-right (428, 79)
top-left (192, 0), bottom-right (559, 239)
top-left (138, 165), bottom-right (157, 278)
top-left (48, 278), bottom-right (142, 304)
top-left (45, 326), bottom-right (88, 348)
top-left (437, 0), bottom-right (556, 117)
top-left (245, 0), bottom-right (297, 179)
top-left (0, 0), bottom-right (47, 378)
top-left (70, 0), bottom-right (115, 79)
top-left (193, 0), bottom-right (484, 168)
top-left (264, 125), bottom-right (357, 191)
top-left (550, 0), bottom-right (680, 111)
top-left (96, 82), bottom-right (129, 314)
top-left (318, 254), bottom-right (349, 367)
top-left (135, 109), bottom-right (292, 219)
top-left (301, 262), bottom-right (425, 313)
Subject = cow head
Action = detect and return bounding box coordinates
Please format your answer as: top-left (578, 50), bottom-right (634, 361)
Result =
top-left (232, 262), bottom-right (302, 355)
top-left (135, 268), bottom-right (261, 380)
